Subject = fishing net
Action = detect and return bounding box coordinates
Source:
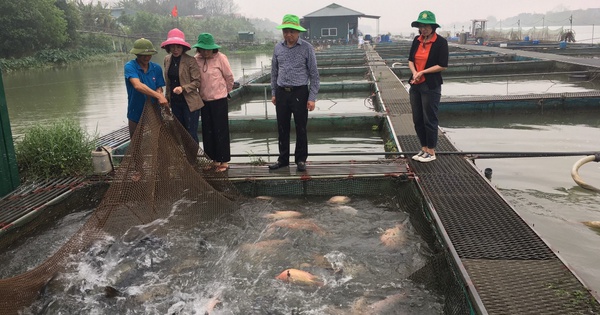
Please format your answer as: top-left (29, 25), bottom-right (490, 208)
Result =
top-left (0, 101), bottom-right (241, 314)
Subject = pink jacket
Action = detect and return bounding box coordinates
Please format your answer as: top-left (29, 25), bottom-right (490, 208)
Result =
top-left (194, 52), bottom-right (234, 101)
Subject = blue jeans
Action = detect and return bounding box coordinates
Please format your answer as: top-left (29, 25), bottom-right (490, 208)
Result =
top-left (409, 83), bottom-right (441, 149)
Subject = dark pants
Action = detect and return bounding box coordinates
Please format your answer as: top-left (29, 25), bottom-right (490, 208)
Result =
top-left (409, 83), bottom-right (441, 149)
top-left (171, 99), bottom-right (200, 143)
top-left (200, 97), bottom-right (230, 163)
top-left (275, 85), bottom-right (309, 164)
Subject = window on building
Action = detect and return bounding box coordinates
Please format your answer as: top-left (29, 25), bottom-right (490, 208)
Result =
top-left (321, 28), bottom-right (338, 37)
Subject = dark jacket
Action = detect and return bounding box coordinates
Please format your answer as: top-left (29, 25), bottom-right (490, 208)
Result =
top-left (408, 34), bottom-right (449, 89)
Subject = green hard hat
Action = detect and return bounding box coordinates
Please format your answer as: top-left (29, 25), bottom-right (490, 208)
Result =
top-left (130, 38), bottom-right (158, 55)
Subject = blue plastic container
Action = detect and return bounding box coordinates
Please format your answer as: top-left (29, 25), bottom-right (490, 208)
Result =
top-left (559, 41), bottom-right (567, 49)
top-left (524, 36), bottom-right (530, 41)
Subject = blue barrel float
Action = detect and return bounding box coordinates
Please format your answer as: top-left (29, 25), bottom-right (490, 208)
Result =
top-left (559, 41), bottom-right (567, 49)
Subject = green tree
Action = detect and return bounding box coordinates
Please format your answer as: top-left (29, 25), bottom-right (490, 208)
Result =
top-left (0, 0), bottom-right (68, 58)
top-left (56, 0), bottom-right (82, 48)
top-left (76, 0), bottom-right (119, 33)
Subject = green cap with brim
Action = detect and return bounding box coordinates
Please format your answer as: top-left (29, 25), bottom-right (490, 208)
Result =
top-left (130, 38), bottom-right (158, 55)
top-left (192, 33), bottom-right (221, 50)
top-left (411, 10), bottom-right (441, 28)
top-left (276, 14), bottom-right (307, 32)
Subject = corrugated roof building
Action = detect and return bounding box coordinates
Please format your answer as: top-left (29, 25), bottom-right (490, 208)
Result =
top-left (301, 3), bottom-right (379, 43)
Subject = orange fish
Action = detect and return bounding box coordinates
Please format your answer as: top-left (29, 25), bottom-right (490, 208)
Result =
top-left (267, 218), bottom-right (326, 236)
top-left (367, 293), bottom-right (407, 314)
top-left (275, 269), bottom-right (324, 287)
top-left (239, 239), bottom-right (290, 254)
top-left (263, 210), bottom-right (303, 220)
top-left (327, 196), bottom-right (351, 204)
top-left (380, 224), bottom-right (406, 248)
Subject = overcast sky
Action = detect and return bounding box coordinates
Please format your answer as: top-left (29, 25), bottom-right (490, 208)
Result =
top-left (235, 0), bottom-right (598, 35)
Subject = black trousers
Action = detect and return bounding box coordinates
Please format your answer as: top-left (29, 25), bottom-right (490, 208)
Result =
top-left (200, 97), bottom-right (230, 163)
top-left (275, 85), bottom-right (309, 164)
top-left (409, 83), bottom-right (441, 149)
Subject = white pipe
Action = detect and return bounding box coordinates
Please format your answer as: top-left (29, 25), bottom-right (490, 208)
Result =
top-left (571, 155), bottom-right (600, 193)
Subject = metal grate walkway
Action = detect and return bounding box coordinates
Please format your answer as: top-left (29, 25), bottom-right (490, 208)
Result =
top-left (0, 177), bottom-right (88, 237)
top-left (0, 128), bottom-right (130, 238)
top-left (367, 45), bottom-right (600, 314)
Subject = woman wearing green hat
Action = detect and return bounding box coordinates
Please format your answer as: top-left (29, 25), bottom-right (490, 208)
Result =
top-left (408, 11), bottom-right (448, 163)
top-left (193, 33), bottom-right (234, 172)
top-left (124, 38), bottom-right (168, 138)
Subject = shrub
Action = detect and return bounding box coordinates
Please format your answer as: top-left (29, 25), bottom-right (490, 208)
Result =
top-left (16, 119), bottom-right (97, 181)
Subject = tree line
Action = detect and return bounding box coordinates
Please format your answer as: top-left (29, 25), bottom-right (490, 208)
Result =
top-left (0, 0), bottom-right (276, 60)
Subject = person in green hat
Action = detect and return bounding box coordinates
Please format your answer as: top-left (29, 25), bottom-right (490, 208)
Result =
top-left (193, 33), bottom-right (234, 172)
top-left (407, 10), bottom-right (448, 163)
top-left (124, 38), bottom-right (167, 138)
top-left (268, 14), bottom-right (320, 172)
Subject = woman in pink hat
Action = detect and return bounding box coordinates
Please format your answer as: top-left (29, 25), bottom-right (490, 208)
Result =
top-left (161, 28), bottom-right (204, 143)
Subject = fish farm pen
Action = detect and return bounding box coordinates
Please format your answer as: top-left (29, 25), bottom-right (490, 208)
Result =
top-left (1, 40), bottom-right (600, 314)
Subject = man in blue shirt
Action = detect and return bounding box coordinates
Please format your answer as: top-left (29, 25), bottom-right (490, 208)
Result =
top-left (124, 38), bottom-right (167, 138)
top-left (269, 14), bottom-right (320, 172)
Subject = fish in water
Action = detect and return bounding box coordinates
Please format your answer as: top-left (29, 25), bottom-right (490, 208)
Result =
top-left (275, 268), bottom-right (325, 287)
top-left (204, 295), bottom-right (222, 315)
top-left (365, 293), bottom-right (407, 314)
top-left (104, 286), bottom-right (121, 298)
top-left (380, 224), bottom-right (406, 249)
top-left (255, 196), bottom-right (273, 201)
top-left (267, 218), bottom-right (326, 236)
top-left (239, 238), bottom-right (290, 254)
top-left (263, 210), bottom-right (303, 220)
top-left (330, 205), bottom-right (358, 216)
top-left (326, 293), bottom-right (407, 315)
top-left (327, 196), bottom-right (351, 204)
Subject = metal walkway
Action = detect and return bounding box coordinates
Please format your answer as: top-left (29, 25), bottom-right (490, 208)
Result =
top-left (367, 45), bottom-right (600, 314)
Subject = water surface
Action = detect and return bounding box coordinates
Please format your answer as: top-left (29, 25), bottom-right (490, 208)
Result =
top-left (441, 111), bottom-right (600, 295)
top-left (3, 195), bottom-right (443, 314)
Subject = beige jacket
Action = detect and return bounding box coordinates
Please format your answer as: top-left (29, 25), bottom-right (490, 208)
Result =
top-left (164, 53), bottom-right (204, 111)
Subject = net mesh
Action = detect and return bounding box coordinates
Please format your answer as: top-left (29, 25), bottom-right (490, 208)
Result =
top-left (0, 101), bottom-right (241, 314)
top-left (484, 26), bottom-right (567, 42)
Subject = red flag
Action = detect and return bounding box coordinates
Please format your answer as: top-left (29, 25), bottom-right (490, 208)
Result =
top-left (171, 5), bottom-right (178, 17)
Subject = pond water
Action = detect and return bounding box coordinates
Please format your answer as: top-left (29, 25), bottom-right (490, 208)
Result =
top-left (229, 91), bottom-right (376, 119)
top-left (2, 52), bottom-right (272, 139)
top-left (230, 130), bottom-right (384, 163)
top-left (2, 195), bottom-right (443, 314)
top-left (443, 74), bottom-right (600, 98)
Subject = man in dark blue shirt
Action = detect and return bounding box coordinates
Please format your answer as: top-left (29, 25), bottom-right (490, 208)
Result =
top-left (269, 14), bottom-right (320, 172)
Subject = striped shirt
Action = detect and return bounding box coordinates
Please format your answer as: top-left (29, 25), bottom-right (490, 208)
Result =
top-left (271, 38), bottom-right (320, 101)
